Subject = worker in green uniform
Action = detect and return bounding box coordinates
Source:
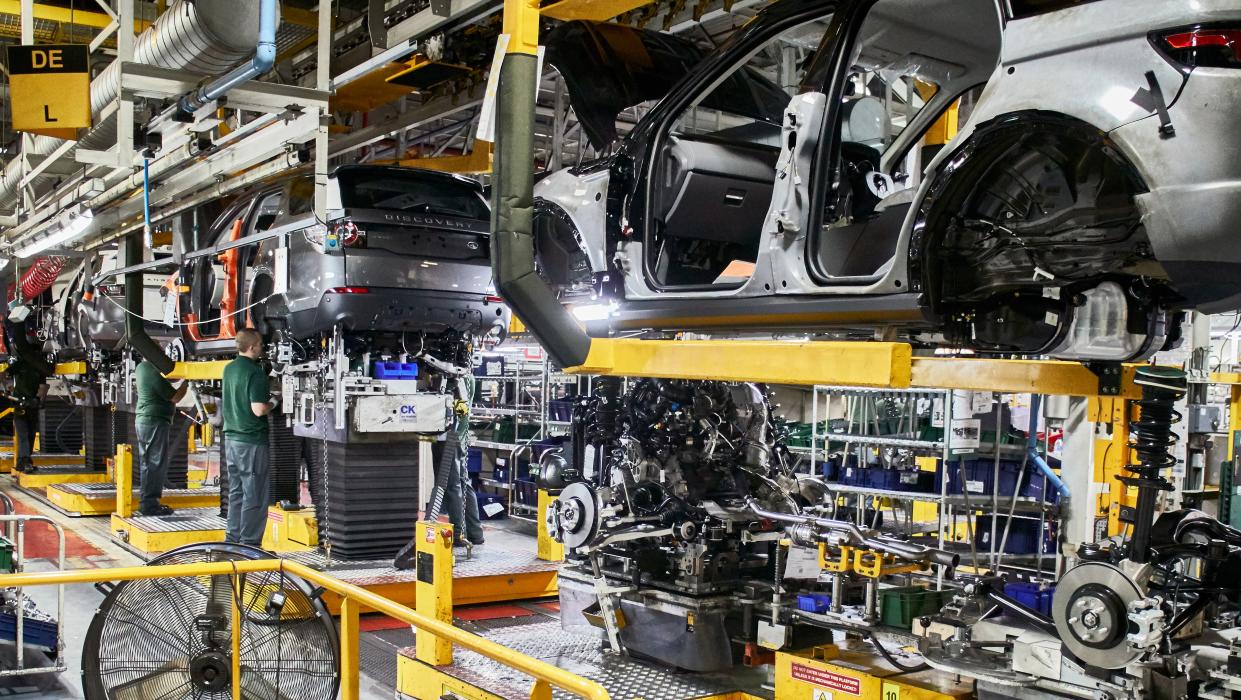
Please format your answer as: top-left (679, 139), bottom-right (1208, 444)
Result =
top-left (10, 359), bottom-right (48, 473)
top-left (135, 357), bottom-right (188, 516)
top-left (221, 328), bottom-right (276, 546)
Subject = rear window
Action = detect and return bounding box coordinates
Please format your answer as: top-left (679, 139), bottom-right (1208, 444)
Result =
top-left (1006, 0), bottom-right (1103, 19)
top-left (336, 171), bottom-right (489, 220)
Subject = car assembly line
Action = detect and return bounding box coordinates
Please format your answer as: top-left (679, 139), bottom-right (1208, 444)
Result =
top-left (0, 1), bottom-right (1239, 699)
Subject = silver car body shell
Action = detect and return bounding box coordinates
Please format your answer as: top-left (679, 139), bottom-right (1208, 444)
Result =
top-left (535, 0), bottom-right (1241, 321)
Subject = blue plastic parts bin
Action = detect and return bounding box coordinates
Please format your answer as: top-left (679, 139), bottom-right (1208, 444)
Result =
top-left (797, 593), bottom-right (832, 613)
top-left (474, 354), bottom-right (506, 377)
top-left (822, 457), bottom-right (841, 482)
top-left (373, 361), bottom-right (419, 379)
top-left (467, 448), bottom-right (482, 474)
top-left (867, 469), bottom-right (900, 490)
top-left (0, 613), bottom-right (57, 651)
top-left (548, 399), bottom-right (574, 421)
top-left (1004, 581), bottom-right (1055, 616)
top-left (974, 515), bottom-right (1054, 555)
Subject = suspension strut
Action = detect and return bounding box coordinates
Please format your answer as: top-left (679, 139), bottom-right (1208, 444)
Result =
top-left (1123, 366), bottom-right (1187, 564)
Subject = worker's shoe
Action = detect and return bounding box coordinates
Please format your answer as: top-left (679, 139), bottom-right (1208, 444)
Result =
top-left (141, 505), bottom-right (175, 517)
top-left (467, 535), bottom-right (485, 546)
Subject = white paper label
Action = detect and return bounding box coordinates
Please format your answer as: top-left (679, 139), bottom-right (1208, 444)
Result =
top-left (951, 418), bottom-right (982, 451)
top-left (583, 445), bottom-right (597, 479)
top-left (273, 246), bottom-right (288, 295)
top-left (930, 398), bottom-right (945, 428)
top-left (782, 545), bottom-right (821, 580)
top-left (482, 502), bottom-right (505, 517)
top-left (966, 480), bottom-right (985, 494)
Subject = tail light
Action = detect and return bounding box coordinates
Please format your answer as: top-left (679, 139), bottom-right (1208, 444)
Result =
top-left (333, 221), bottom-right (367, 248)
top-left (1155, 26), bottom-right (1241, 68)
top-left (303, 222), bottom-right (367, 250)
top-left (327, 287), bottom-right (370, 294)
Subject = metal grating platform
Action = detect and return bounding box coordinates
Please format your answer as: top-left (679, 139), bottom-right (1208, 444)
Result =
top-left (14, 459), bottom-right (91, 472)
top-left (52, 483), bottom-right (218, 498)
top-left (399, 619), bottom-right (772, 700)
top-left (285, 531), bottom-right (558, 587)
top-left (122, 507), bottom-right (227, 532)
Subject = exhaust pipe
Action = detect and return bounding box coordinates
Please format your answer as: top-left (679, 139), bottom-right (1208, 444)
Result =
top-left (489, 12), bottom-right (592, 369)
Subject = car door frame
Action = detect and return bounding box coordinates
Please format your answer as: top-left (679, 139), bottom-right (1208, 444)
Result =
top-left (614, 0), bottom-right (842, 297)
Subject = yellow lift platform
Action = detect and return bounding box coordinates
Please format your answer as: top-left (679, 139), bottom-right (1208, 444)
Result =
top-left (263, 502), bottom-right (559, 615)
top-left (46, 483), bottom-right (220, 517)
top-left (12, 454), bottom-right (100, 490)
top-left (43, 438), bottom-right (217, 517)
top-left (107, 445), bottom-right (227, 555)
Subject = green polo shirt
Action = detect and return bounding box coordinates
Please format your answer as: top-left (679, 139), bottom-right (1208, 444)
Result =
top-left (222, 355), bottom-right (270, 445)
top-left (135, 360), bottom-right (176, 424)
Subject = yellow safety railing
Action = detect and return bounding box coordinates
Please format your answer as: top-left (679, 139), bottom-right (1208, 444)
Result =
top-left (0, 559), bottom-right (610, 700)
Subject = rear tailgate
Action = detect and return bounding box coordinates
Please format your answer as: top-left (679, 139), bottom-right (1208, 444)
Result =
top-left (340, 209), bottom-right (493, 293)
top-left (332, 167), bottom-right (494, 294)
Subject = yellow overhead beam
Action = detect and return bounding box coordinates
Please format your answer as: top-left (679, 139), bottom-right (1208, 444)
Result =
top-left (570, 339), bottom-right (914, 389)
top-left (166, 360), bottom-right (230, 381)
top-left (566, 338), bottom-right (1142, 398)
top-left (281, 6), bottom-right (319, 28)
top-left (540, 0), bottom-right (657, 21)
top-left (53, 361), bottom-right (87, 377)
top-left (0, 0), bottom-right (150, 31)
top-left (911, 357), bottom-right (1142, 399)
top-left (378, 142), bottom-right (493, 174)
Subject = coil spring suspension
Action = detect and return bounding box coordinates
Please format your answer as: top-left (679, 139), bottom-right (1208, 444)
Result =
top-left (1124, 366), bottom-right (1188, 563)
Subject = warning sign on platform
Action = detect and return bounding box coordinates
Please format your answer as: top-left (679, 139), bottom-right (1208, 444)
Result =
top-left (790, 663), bottom-right (861, 695)
top-left (7, 44), bottom-right (90, 138)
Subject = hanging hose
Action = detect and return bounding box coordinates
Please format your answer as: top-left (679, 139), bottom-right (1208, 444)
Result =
top-left (1124, 367), bottom-right (1188, 564)
top-left (12, 256), bottom-right (68, 303)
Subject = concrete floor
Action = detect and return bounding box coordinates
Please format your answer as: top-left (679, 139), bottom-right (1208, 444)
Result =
top-left (0, 480), bottom-right (542, 699)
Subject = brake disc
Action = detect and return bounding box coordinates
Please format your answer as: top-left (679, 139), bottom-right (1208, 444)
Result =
top-left (555, 482), bottom-right (599, 551)
top-left (1051, 562), bottom-right (1144, 669)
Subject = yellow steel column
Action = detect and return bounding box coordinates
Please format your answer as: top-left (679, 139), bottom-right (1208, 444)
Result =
top-left (231, 576), bottom-right (242, 699)
top-left (1230, 385), bottom-right (1241, 461)
top-left (340, 596), bottom-right (360, 700)
top-left (503, 0), bottom-right (540, 55)
top-left (414, 520), bottom-right (454, 665)
top-left (115, 444), bottom-right (134, 518)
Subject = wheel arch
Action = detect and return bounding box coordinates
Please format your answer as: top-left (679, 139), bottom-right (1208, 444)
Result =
top-left (908, 109), bottom-right (1151, 316)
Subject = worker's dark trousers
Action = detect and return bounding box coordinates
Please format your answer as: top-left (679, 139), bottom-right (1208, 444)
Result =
top-left (443, 438), bottom-right (483, 543)
top-left (224, 441), bottom-right (271, 547)
top-left (135, 419), bottom-right (171, 514)
top-left (13, 408), bottom-right (35, 471)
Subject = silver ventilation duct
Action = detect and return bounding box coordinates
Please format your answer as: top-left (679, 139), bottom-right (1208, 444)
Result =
top-left (0, 0), bottom-right (265, 207)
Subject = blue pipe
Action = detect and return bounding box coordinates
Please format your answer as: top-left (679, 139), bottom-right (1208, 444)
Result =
top-left (1028, 394), bottom-right (1070, 498)
top-left (178, 0), bottom-right (279, 113)
top-left (142, 157), bottom-right (152, 247)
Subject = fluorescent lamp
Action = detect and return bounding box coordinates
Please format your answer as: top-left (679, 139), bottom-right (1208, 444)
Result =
top-left (14, 209), bottom-right (94, 258)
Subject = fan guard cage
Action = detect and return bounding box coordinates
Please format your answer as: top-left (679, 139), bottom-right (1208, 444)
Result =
top-left (82, 543), bottom-right (340, 700)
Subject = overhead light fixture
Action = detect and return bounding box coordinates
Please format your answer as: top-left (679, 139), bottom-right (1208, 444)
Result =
top-left (14, 208), bottom-right (94, 258)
